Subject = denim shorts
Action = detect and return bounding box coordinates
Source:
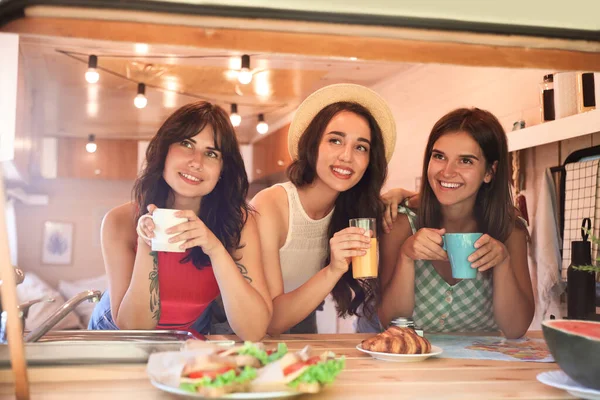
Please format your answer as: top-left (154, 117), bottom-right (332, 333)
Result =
top-left (353, 303), bottom-right (383, 333)
top-left (88, 291), bottom-right (213, 334)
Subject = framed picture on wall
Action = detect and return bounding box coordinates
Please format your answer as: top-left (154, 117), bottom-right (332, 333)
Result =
top-left (42, 221), bottom-right (74, 265)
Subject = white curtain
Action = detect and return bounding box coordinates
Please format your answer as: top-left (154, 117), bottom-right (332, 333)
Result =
top-left (4, 196), bottom-right (18, 266)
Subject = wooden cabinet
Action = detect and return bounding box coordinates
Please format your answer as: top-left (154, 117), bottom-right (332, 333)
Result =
top-left (252, 124), bottom-right (292, 182)
top-left (56, 138), bottom-right (138, 180)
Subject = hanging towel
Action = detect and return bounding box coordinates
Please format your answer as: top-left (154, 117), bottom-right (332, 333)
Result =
top-left (531, 168), bottom-right (564, 326)
top-left (516, 194), bottom-right (529, 225)
top-left (561, 159), bottom-right (600, 280)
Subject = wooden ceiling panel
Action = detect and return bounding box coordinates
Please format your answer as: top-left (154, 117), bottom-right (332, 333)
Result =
top-left (17, 34), bottom-right (410, 143)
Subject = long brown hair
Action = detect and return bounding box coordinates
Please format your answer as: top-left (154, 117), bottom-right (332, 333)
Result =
top-left (133, 101), bottom-right (250, 267)
top-left (287, 102), bottom-right (387, 317)
top-left (418, 107), bottom-right (514, 242)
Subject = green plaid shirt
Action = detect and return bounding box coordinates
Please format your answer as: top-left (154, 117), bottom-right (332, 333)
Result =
top-left (399, 205), bottom-right (498, 332)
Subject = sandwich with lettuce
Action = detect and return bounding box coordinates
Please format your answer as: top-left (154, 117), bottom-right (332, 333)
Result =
top-left (251, 347), bottom-right (345, 393)
top-left (178, 342), bottom-right (343, 396)
top-left (183, 341), bottom-right (288, 368)
top-left (179, 354), bottom-right (257, 397)
top-left (219, 341), bottom-right (289, 367)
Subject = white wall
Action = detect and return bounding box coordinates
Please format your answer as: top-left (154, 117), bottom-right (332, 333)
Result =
top-left (14, 178), bottom-right (133, 287)
top-left (372, 64), bottom-right (550, 192)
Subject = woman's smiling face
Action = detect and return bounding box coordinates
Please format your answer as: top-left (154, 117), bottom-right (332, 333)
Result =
top-left (427, 130), bottom-right (494, 207)
top-left (314, 110), bottom-right (372, 193)
top-left (163, 125), bottom-right (223, 201)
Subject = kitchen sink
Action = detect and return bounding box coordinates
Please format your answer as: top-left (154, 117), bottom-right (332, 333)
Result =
top-left (36, 329), bottom-right (202, 342)
top-left (0, 330), bottom-right (235, 366)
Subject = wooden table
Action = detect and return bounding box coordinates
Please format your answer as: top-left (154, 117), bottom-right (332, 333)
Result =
top-left (0, 333), bottom-right (572, 399)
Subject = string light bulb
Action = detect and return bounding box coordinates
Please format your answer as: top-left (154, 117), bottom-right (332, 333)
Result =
top-left (230, 103), bottom-right (241, 127)
top-left (238, 55), bottom-right (252, 85)
top-left (85, 55), bottom-right (99, 84)
top-left (256, 114), bottom-right (268, 134)
top-left (134, 83), bottom-right (147, 109)
top-left (85, 134), bottom-right (97, 153)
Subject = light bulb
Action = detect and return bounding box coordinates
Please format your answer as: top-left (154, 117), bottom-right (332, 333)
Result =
top-left (85, 69), bottom-right (99, 84)
top-left (86, 142), bottom-right (97, 153)
top-left (238, 54), bottom-right (252, 84)
top-left (238, 69), bottom-right (252, 85)
top-left (85, 55), bottom-right (99, 83)
top-left (256, 114), bottom-right (268, 134)
top-left (230, 113), bottom-right (241, 127)
top-left (257, 121), bottom-right (268, 134)
top-left (134, 94), bottom-right (147, 109)
top-left (230, 103), bottom-right (241, 127)
top-left (134, 83), bottom-right (147, 108)
top-left (86, 134), bottom-right (97, 153)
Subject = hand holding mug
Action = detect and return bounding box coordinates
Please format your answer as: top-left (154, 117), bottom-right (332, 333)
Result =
top-left (329, 227), bottom-right (371, 275)
top-left (165, 210), bottom-right (224, 256)
top-left (137, 207), bottom-right (187, 252)
top-left (136, 204), bottom-right (158, 247)
top-left (468, 234), bottom-right (509, 272)
top-left (401, 228), bottom-right (447, 261)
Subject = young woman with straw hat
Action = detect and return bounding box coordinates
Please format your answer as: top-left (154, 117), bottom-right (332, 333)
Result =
top-left (251, 84), bottom-right (398, 334)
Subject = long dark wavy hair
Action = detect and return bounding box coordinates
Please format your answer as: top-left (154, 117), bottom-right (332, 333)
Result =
top-left (418, 107), bottom-right (515, 242)
top-left (133, 101), bottom-right (250, 268)
top-left (287, 102), bottom-right (388, 317)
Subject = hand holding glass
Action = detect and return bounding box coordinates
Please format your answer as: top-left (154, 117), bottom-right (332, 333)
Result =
top-left (349, 218), bottom-right (378, 279)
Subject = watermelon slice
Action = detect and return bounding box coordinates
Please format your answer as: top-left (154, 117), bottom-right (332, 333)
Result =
top-left (542, 319), bottom-right (600, 390)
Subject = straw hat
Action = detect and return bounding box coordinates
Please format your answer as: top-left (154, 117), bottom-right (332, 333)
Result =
top-left (288, 83), bottom-right (396, 162)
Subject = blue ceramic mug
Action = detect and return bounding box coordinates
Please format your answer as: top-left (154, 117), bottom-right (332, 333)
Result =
top-left (442, 233), bottom-right (483, 279)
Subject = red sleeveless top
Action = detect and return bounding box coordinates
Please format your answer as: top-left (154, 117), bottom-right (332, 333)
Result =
top-left (155, 250), bottom-right (220, 331)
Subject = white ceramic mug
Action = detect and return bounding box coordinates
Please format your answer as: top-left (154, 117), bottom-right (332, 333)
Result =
top-left (137, 208), bottom-right (187, 252)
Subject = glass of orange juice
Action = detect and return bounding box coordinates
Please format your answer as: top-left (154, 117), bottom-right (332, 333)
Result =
top-left (349, 218), bottom-right (378, 279)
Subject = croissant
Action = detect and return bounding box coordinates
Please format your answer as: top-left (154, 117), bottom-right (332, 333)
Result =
top-left (361, 326), bottom-right (432, 354)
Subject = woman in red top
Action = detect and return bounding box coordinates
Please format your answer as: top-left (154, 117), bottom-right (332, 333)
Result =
top-left (89, 101), bottom-right (272, 341)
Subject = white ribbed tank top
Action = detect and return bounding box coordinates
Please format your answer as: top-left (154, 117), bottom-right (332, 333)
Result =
top-left (276, 182), bottom-right (333, 293)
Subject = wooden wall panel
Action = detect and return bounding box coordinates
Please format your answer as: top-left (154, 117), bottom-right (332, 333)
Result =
top-left (57, 138), bottom-right (138, 180)
top-left (272, 123), bottom-right (292, 176)
top-left (251, 123), bottom-right (291, 182)
top-left (252, 138), bottom-right (267, 181)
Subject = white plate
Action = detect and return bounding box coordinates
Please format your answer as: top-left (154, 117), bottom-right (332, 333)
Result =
top-left (150, 379), bottom-right (301, 400)
top-left (537, 370), bottom-right (600, 400)
top-left (356, 344), bottom-right (443, 362)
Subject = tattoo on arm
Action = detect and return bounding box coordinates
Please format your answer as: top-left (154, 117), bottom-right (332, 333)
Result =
top-left (235, 262), bottom-right (253, 283)
top-left (149, 251), bottom-right (161, 321)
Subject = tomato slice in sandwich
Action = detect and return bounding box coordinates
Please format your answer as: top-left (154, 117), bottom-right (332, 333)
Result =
top-left (283, 356), bottom-right (321, 376)
top-left (187, 366), bottom-right (235, 380)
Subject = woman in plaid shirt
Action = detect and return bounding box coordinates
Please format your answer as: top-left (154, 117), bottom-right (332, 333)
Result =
top-left (378, 108), bottom-right (534, 339)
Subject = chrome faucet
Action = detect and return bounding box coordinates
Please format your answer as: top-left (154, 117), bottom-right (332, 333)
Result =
top-left (0, 297), bottom-right (55, 344)
top-left (25, 290), bottom-right (102, 343)
top-left (19, 297), bottom-right (55, 319)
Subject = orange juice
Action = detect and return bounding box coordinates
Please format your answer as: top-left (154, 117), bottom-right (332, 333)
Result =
top-left (352, 238), bottom-right (378, 279)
